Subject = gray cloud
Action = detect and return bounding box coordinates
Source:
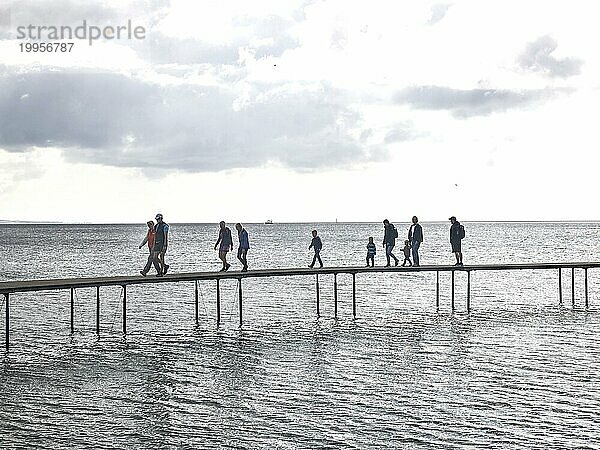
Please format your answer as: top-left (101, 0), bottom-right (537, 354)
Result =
top-left (394, 85), bottom-right (570, 118)
top-left (518, 35), bottom-right (583, 78)
top-left (0, 69), bottom-right (383, 172)
top-left (384, 122), bottom-right (424, 144)
top-left (428, 3), bottom-right (451, 25)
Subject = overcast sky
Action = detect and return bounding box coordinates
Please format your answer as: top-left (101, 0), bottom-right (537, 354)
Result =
top-left (1, 0), bottom-right (599, 223)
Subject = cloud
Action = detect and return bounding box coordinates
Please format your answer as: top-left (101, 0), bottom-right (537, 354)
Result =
top-left (518, 35), bottom-right (583, 78)
top-left (428, 3), bottom-right (451, 25)
top-left (384, 122), bottom-right (424, 144)
top-left (394, 85), bottom-right (571, 118)
top-left (0, 69), bottom-right (384, 172)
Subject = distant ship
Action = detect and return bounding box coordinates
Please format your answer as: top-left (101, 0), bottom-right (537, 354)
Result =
top-left (264, 219), bottom-right (273, 224)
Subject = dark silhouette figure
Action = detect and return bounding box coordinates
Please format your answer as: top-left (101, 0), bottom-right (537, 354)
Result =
top-left (449, 216), bottom-right (464, 266)
top-left (235, 223), bottom-right (250, 272)
top-left (154, 213), bottom-right (170, 275)
top-left (139, 220), bottom-right (160, 276)
top-left (308, 230), bottom-right (323, 268)
top-left (408, 216), bottom-right (423, 266)
top-left (214, 221), bottom-right (233, 271)
top-left (366, 236), bottom-right (376, 267)
top-left (382, 219), bottom-right (399, 267)
top-left (402, 240), bottom-right (412, 267)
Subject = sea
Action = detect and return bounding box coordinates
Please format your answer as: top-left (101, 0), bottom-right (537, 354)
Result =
top-left (0, 222), bottom-right (599, 449)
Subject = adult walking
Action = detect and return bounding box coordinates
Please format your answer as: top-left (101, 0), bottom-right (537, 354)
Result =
top-left (382, 219), bottom-right (399, 267)
top-left (139, 220), bottom-right (160, 277)
top-left (214, 221), bottom-right (233, 271)
top-left (235, 223), bottom-right (250, 272)
top-left (449, 216), bottom-right (464, 266)
top-left (154, 213), bottom-right (170, 275)
top-left (408, 216), bottom-right (423, 267)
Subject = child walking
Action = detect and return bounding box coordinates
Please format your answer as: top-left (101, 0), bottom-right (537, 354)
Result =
top-left (402, 240), bottom-right (412, 267)
top-left (366, 237), bottom-right (376, 267)
top-left (308, 230), bottom-right (323, 268)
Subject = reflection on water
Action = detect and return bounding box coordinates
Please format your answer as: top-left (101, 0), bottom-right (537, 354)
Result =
top-left (1, 223), bottom-right (600, 448)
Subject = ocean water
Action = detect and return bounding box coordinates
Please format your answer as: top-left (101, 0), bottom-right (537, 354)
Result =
top-left (0, 222), bottom-right (599, 449)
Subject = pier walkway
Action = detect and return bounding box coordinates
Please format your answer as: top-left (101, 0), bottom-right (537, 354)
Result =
top-left (1, 262), bottom-right (599, 350)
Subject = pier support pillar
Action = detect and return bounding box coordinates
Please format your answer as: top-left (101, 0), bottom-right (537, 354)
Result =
top-left (572, 267), bottom-right (575, 308)
top-left (70, 288), bottom-right (74, 334)
top-left (451, 271), bottom-right (455, 311)
top-left (4, 293), bottom-right (8, 351)
top-left (238, 279), bottom-right (243, 328)
top-left (585, 268), bottom-right (589, 308)
top-left (436, 271), bottom-right (440, 309)
top-left (316, 274), bottom-right (320, 317)
top-left (467, 271), bottom-right (471, 312)
top-left (122, 285), bottom-right (127, 335)
top-left (216, 279), bottom-right (221, 326)
top-left (334, 273), bottom-right (338, 319)
top-left (96, 286), bottom-right (100, 335)
top-left (194, 281), bottom-right (199, 325)
top-left (352, 273), bottom-right (356, 319)
top-left (558, 268), bottom-right (563, 305)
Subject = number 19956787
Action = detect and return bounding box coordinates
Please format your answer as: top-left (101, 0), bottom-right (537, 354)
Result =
top-left (19, 42), bottom-right (74, 52)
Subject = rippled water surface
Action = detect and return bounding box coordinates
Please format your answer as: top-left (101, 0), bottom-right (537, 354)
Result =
top-left (1, 222), bottom-right (599, 449)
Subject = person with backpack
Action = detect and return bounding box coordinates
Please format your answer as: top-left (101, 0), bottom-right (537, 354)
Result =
top-left (449, 216), bottom-right (464, 266)
top-left (382, 219), bottom-right (399, 267)
top-left (214, 221), bottom-right (234, 272)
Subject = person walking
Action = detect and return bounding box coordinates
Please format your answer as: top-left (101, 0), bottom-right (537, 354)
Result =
top-left (154, 213), bottom-right (170, 275)
top-left (402, 240), bottom-right (412, 266)
top-left (382, 219), bottom-right (399, 267)
top-left (214, 221), bottom-right (233, 271)
top-left (308, 230), bottom-right (323, 268)
top-left (408, 216), bottom-right (423, 266)
top-left (235, 223), bottom-right (250, 272)
top-left (449, 216), bottom-right (464, 266)
top-left (139, 220), bottom-right (160, 277)
top-left (366, 236), bottom-right (376, 267)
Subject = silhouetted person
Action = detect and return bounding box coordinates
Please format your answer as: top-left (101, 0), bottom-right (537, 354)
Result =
top-left (382, 219), bottom-right (399, 267)
top-left (235, 223), bottom-right (249, 272)
top-left (154, 213), bottom-right (170, 275)
top-left (449, 216), bottom-right (464, 266)
top-left (402, 240), bottom-right (412, 266)
top-left (308, 230), bottom-right (323, 268)
top-left (408, 216), bottom-right (423, 266)
top-left (366, 236), bottom-right (376, 267)
top-left (139, 220), bottom-right (160, 277)
top-left (214, 221), bottom-right (233, 271)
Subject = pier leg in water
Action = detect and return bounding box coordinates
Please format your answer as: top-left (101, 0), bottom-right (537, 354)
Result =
top-left (467, 271), bottom-right (471, 312)
top-left (451, 271), bottom-right (455, 311)
top-left (585, 268), bottom-right (589, 308)
top-left (238, 279), bottom-right (243, 328)
top-left (334, 273), bottom-right (338, 319)
top-left (558, 268), bottom-right (563, 305)
top-left (316, 274), bottom-right (320, 317)
top-left (70, 288), bottom-right (74, 334)
top-left (352, 273), bottom-right (356, 319)
top-left (436, 271), bottom-right (440, 309)
top-left (194, 280), bottom-right (199, 325)
top-left (122, 285), bottom-right (127, 335)
top-left (4, 293), bottom-right (8, 351)
top-left (572, 267), bottom-right (575, 308)
top-left (216, 279), bottom-right (221, 326)
top-left (96, 286), bottom-right (100, 335)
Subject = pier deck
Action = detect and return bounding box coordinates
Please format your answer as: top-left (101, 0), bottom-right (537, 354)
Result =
top-left (1, 261), bottom-right (599, 294)
top-left (2, 261), bottom-right (598, 350)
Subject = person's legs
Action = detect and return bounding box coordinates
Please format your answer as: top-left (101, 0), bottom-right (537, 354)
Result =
top-left (458, 252), bottom-right (463, 265)
top-left (385, 244), bottom-right (391, 266)
top-left (316, 250), bottom-right (323, 267)
top-left (152, 251), bottom-right (162, 274)
top-left (237, 247), bottom-right (244, 266)
top-left (219, 251), bottom-right (229, 270)
top-left (141, 250), bottom-right (153, 275)
top-left (310, 252), bottom-right (317, 268)
top-left (241, 249), bottom-right (248, 270)
top-left (412, 241), bottom-right (420, 266)
top-left (161, 251), bottom-right (169, 274)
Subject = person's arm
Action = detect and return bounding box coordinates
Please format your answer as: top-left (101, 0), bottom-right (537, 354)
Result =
top-left (163, 228), bottom-right (169, 252)
top-left (408, 226), bottom-right (413, 241)
top-left (139, 233), bottom-right (148, 249)
top-left (214, 230), bottom-right (222, 250)
top-left (309, 238), bottom-right (313, 250)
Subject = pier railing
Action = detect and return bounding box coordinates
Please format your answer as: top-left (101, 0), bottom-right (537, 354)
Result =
top-left (1, 262), bottom-right (598, 350)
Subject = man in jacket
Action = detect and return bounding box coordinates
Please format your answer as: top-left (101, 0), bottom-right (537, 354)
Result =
top-left (382, 219), bottom-right (399, 267)
top-left (449, 216), bottom-right (463, 266)
top-left (408, 216), bottom-right (423, 267)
